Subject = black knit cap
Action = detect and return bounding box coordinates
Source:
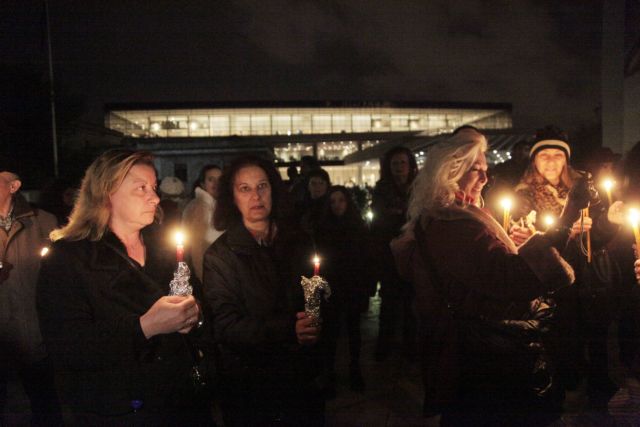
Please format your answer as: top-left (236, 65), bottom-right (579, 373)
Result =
top-left (529, 125), bottom-right (571, 160)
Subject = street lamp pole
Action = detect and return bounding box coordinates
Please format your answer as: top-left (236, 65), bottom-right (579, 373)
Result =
top-left (44, 0), bottom-right (59, 177)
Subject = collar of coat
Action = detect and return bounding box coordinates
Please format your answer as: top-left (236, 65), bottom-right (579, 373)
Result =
top-left (224, 220), bottom-right (267, 255)
top-left (12, 193), bottom-right (36, 220)
top-left (422, 202), bottom-right (518, 254)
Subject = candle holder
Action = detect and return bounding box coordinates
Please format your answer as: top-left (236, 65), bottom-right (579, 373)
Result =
top-left (300, 274), bottom-right (331, 327)
top-left (169, 261), bottom-right (193, 296)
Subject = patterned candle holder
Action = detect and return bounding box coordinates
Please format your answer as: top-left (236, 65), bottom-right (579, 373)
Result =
top-left (169, 262), bottom-right (193, 296)
top-left (300, 275), bottom-right (331, 327)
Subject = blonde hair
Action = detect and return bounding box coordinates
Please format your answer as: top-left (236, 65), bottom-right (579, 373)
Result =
top-left (50, 149), bottom-right (155, 242)
top-left (406, 129), bottom-right (487, 223)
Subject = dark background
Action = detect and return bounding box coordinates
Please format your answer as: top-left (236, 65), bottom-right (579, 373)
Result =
top-left (0, 0), bottom-right (607, 186)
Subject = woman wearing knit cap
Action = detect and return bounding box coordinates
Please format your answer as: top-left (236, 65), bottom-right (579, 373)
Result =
top-left (512, 125), bottom-right (620, 409)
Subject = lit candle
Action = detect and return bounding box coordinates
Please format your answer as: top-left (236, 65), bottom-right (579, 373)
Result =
top-left (40, 247), bottom-right (50, 257)
top-left (543, 214), bottom-right (555, 230)
top-left (175, 230), bottom-right (185, 263)
top-left (313, 254), bottom-right (320, 276)
top-left (500, 197), bottom-right (512, 231)
top-left (583, 208), bottom-right (592, 263)
top-left (366, 209), bottom-right (374, 223)
top-left (602, 178), bottom-right (615, 205)
top-left (630, 208), bottom-right (640, 255)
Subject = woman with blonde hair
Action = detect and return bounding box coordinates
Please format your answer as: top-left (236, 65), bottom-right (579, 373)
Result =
top-left (392, 127), bottom-right (589, 425)
top-left (37, 149), bottom-right (213, 425)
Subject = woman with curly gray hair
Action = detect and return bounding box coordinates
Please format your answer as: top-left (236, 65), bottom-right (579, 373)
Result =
top-left (392, 127), bottom-right (589, 426)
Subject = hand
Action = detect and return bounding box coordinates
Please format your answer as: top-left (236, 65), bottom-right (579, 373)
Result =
top-left (295, 312), bottom-right (320, 345)
top-left (560, 175), bottom-right (592, 227)
top-left (635, 258), bottom-right (640, 285)
top-left (140, 295), bottom-right (200, 339)
top-left (509, 225), bottom-right (533, 246)
top-left (570, 216), bottom-right (592, 238)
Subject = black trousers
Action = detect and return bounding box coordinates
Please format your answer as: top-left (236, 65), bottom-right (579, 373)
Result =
top-left (0, 355), bottom-right (63, 426)
top-left (321, 296), bottom-right (363, 372)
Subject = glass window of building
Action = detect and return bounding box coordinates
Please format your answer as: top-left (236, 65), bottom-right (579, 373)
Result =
top-left (274, 143), bottom-right (314, 163)
top-left (272, 115), bottom-right (292, 135)
top-left (291, 114), bottom-right (311, 134)
top-left (231, 115), bottom-right (250, 135)
top-left (331, 115), bottom-right (351, 133)
top-left (250, 115), bottom-right (271, 135)
top-left (352, 115), bottom-right (371, 132)
top-left (210, 115), bottom-right (230, 136)
top-left (188, 116), bottom-right (209, 137)
top-left (312, 115), bottom-right (331, 133)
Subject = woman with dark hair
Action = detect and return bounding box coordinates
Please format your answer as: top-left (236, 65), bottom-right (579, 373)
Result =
top-left (315, 186), bottom-right (372, 395)
top-left (36, 149), bottom-right (212, 425)
top-left (299, 168), bottom-right (332, 235)
top-left (371, 145), bottom-right (418, 360)
top-left (512, 126), bottom-right (620, 408)
top-left (182, 164), bottom-right (223, 281)
top-left (202, 155), bottom-right (324, 426)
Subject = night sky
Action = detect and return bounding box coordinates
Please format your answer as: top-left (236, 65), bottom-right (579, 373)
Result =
top-left (3, 0), bottom-right (604, 132)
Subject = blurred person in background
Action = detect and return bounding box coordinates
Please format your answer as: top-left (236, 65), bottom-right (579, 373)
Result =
top-left (371, 145), bottom-right (418, 361)
top-left (0, 158), bottom-right (61, 426)
top-left (315, 185), bottom-right (373, 396)
top-left (182, 164), bottom-right (224, 281)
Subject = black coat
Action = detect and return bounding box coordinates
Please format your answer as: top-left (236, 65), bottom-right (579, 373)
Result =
top-left (202, 221), bottom-right (321, 391)
top-left (36, 229), bottom-right (208, 422)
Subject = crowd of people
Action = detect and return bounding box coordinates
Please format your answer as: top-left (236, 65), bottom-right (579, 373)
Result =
top-left (0, 125), bottom-right (639, 426)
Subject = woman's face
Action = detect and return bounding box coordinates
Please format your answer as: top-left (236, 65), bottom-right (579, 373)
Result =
top-left (534, 148), bottom-right (566, 186)
top-left (390, 152), bottom-right (410, 184)
top-left (308, 176), bottom-right (328, 200)
top-left (233, 166), bottom-right (272, 225)
top-left (330, 191), bottom-right (348, 217)
top-left (457, 151), bottom-right (488, 202)
top-left (202, 167), bottom-right (222, 198)
top-left (109, 164), bottom-right (159, 231)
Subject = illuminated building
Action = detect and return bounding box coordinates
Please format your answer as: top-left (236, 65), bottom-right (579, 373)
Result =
top-left (105, 101), bottom-right (513, 186)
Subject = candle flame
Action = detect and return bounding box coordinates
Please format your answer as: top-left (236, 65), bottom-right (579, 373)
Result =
top-left (313, 255), bottom-right (320, 264)
top-left (366, 210), bottom-right (374, 221)
top-left (543, 215), bottom-right (555, 227)
top-left (500, 197), bottom-right (512, 210)
top-left (630, 208), bottom-right (640, 226)
top-left (40, 247), bottom-right (50, 257)
top-left (174, 230), bottom-right (185, 246)
top-left (602, 178), bottom-right (615, 192)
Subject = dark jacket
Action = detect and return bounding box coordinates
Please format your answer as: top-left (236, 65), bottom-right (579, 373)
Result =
top-left (392, 206), bottom-right (574, 414)
top-left (315, 216), bottom-right (373, 302)
top-left (36, 229), bottom-right (206, 421)
top-left (0, 194), bottom-right (57, 364)
top-left (202, 221), bottom-right (320, 389)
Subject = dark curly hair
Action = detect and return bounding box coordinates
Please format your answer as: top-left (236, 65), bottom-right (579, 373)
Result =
top-left (379, 146), bottom-right (418, 184)
top-left (321, 185), bottom-right (365, 227)
top-left (213, 155), bottom-right (289, 230)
